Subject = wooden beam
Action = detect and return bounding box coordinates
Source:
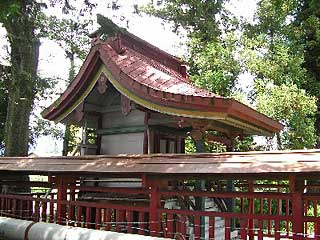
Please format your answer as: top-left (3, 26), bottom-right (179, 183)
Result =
top-left (149, 125), bottom-right (191, 136)
top-left (96, 125), bottom-right (145, 135)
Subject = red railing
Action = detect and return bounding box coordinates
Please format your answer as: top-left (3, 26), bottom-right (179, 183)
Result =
top-left (0, 177), bottom-right (320, 240)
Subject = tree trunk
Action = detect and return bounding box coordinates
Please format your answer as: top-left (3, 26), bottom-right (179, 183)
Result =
top-left (3, 2), bottom-right (40, 157)
top-left (316, 99), bottom-right (320, 148)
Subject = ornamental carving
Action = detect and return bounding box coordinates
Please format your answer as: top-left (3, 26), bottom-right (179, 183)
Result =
top-left (98, 74), bottom-right (108, 94)
top-left (74, 102), bottom-right (84, 122)
top-left (121, 95), bottom-right (132, 115)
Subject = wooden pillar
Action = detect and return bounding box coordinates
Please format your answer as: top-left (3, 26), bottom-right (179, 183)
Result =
top-left (145, 176), bottom-right (161, 237)
top-left (56, 176), bottom-right (68, 225)
top-left (143, 113), bottom-right (150, 154)
top-left (191, 129), bottom-right (206, 240)
top-left (290, 175), bottom-right (305, 240)
top-left (149, 184), bottom-right (161, 237)
top-left (248, 180), bottom-right (254, 240)
top-left (226, 141), bottom-right (235, 231)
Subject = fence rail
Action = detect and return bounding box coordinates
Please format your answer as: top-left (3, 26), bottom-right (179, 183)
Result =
top-left (0, 175), bottom-right (319, 240)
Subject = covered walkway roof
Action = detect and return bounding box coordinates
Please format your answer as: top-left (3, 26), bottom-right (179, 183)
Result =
top-left (0, 150), bottom-right (319, 176)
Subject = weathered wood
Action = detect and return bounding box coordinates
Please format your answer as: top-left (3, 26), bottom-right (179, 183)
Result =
top-left (97, 126), bottom-right (145, 135)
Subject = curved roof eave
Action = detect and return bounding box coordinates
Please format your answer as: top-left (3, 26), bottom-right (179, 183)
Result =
top-left (42, 42), bottom-right (283, 136)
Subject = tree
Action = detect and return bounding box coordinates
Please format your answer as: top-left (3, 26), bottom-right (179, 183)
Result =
top-left (242, 0), bottom-right (318, 149)
top-left (0, 0), bottom-right (97, 156)
top-left (43, 16), bottom-right (92, 155)
top-left (256, 83), bottom-right (317, 149)
top-left (0, 0), bottom-right (41, 156)
top-left (141, 1), bottom-right (253, 151)
top-left (141, 0), bottom-right (240, 96)
top-left (294, 0), bottom-right (320, 146)
top-left (0, 64), bottom-right (10, 154)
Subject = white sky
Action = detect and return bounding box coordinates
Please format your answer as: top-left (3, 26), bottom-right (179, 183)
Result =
top-left (0, 0), bottom-right (258, 156)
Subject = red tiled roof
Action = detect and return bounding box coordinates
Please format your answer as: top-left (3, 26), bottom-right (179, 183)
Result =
top-left (107, 43), bottom-right (216, 97)
top-left (42, 32), bottom-right (283, 135)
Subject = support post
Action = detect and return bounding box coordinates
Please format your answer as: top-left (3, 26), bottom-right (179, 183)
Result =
top-left (192, 129), bottom-right (206, 240)
top-left (56, 176), bottom-right (68, 225)
top-left (146, 176), bottom-right (161, 237)
top-left (290, 175), bottom-right (304, 240)
top-left (226, 141), bottom-right (235, 230)
top-left (149, 185), bottom-right (161, 237)
top-left (248, 180), bottom-right (254, 240)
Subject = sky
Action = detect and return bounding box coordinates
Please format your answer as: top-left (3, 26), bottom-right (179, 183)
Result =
top-left (0, 0), bottom-right (258, 156)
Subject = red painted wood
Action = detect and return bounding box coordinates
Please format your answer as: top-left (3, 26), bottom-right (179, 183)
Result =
top-left (209, 216), bottom-right (215, 240)
top-left (116, 209), bottom-right (125, 232)
top-left (161, 190), bottom-right (292, 199)
top-left (248, 180), bottom-right (254, 240)
top-left (292, 193), bottom-right (304, 239)
top-left (149, 185), bottom-right (160, 237)
top-left (258, 219), bottom-right (263, 240)
top-left (34, 198), bottom-right (40, 222)
top-left (225, 217), bottom-right (231, 240)
top-left (5, 197), bottom-right (9, 216)
top-left (70, 186), bottom-right (149, 195)
top-left (56, 177), bottom-right (68, 225)
top-left (27, 200), bottom-right (32, 219)
top-left (0, 197), bottom-right (4, 216)
top-left (275, 220), bottom-right (280, 240)
top-left (267, 198), bottom-right (271, 235)
top-left (19, 200), bottom-right (23, 218)
top-left (76, 206), bottom-right (82, 227)
top-left (85, 207), bottom-right (91, 229)
top-left (286, 199), bottom-right (290, 235)
top-left (240, 218), bottom-right (247, 239)
top-left (69, 187), bottom-right (76, 224)
top-left (104, 209), bottom-right (111, 231)
top-left (305, 201), bottom-right (308, 235)
top-left (315, 220), bottom-right (320, 240)
top-left (194, 215), bottom-right (200, 240)
top-left (95, 208), bottom-right (101, 230)
top-left (12, 199), bottom-right (16, 218)
top-left (49, 201), bottom-right (54, 223)
top-left (41, 201), bottom-right (47, 222)
top-left (126, 211), bottom-right (133, 234)
top-left (138, 211), bottom-right (145, 235)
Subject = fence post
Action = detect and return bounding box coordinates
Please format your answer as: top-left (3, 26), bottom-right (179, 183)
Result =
top-left (146, 176), bottom-right (161, 237)
top-left (56, 176), bottom-right (68, 225)
top-left (248, 180), bottom-right (254, 240)
top-left (290, 175), bottom-right (304, 240)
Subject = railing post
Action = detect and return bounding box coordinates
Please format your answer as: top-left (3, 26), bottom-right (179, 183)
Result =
top-left (248, 180), bottom-right (254, 240)
top-left (290, 175), bottom-right (304, 240)
top-left (192, 129), bottom-right (206, 239)
top-left (56, 176), bottom-right (68, 225)
top-left (146, 176), bottom-right (161, 237)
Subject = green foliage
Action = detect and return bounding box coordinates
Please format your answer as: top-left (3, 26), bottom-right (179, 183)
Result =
top-left (184, 136), bottom-right (196, 153)
top-left (295, 0), bottom-right (320, 96)
top-left (189, 33), bottom-right (241, 96)
top-left (242, 0), bottom-right (319, 149)
top-left (42, 16), bottom-right (91, 61)
top-left (256, 83), bottom-right (317, 149)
